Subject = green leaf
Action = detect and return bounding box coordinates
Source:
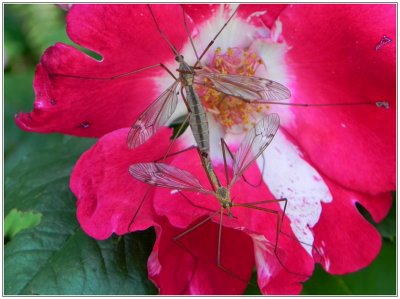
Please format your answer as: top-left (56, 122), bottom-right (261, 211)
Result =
top-left (5, 5), bottom-right (69, 61)
top-left (169, 114), bottom-right (190, 138)
top-left (243, 270), bottom-right (261, 295)
top-left (302, 240), bottom-right (396, 295)
top-left (4, 71), bottom-right (67, 175)
top-left (4, 209), bottom-right (42, 242)
top-left (376, 193), bottom-right (396, 242)
top-left (5, 138), bottom-right (157, 295)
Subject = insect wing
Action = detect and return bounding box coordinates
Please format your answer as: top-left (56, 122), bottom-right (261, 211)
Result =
top-left (127, 80), bottom-right (180, 149)
top-left (230, 113), bottom-right (280, 186)
top-left (129, 162), bottom-right (213, 195)
top-left (194, 69), bottom-right (291, 102)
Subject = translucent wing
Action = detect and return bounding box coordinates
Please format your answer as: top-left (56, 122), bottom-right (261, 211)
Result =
top-left (127, 80), bottom-right (180, 149)
top-left (230, 113), bottom-right (280, 187)
top-left (129, 162), bottom-right (213, 195)
top-left (194, 68), bottom-right (290, 102)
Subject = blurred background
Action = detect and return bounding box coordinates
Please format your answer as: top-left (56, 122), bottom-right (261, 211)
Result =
top-left (4, 4), bottom-right (397, 295)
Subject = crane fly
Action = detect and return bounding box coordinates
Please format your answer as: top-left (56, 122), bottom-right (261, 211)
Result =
top-left (126, 4), bottom-right (291, 171)
top-left (129, 113), bottom-right (318, 288)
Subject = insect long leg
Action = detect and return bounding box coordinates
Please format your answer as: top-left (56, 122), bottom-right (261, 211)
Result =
top-left (181, 5), bottom-right (200, 64)
top-left (255, 99), bottom-right (389, 108)
top-left (174, 210), bottom-right (220, 242)
top-left (242, 154), bottom-right (265, 188)
top-left (216, 208), bottom-right (253, 286)
top-left (278, 231), bottom-right (324, 265)
top-left (162, 112), bottom-right (192, 161)
top-left (220, 137), bottom-right (266, 189)
top-left (178, 191), bottom-right (216, 213)
top-left (194, 5), bottom-right (240, 68)
top-left (128, 112), bottom-right (193, 229)
top-left (51, 62), bottom-right (177, 81)
top-left (147, 5), bottom-right (180, 56)
top-left (170, 230), bottom-right (199, 295)
top-left (127, 187), bottom-right (152, 232)
top-left (234, 199), bottom-right (312, 278)
top-left (173, 208), bottom-right (254, 290)
top-left (154, 145), bottom-right (197, 163)
top-left (128, 118), bottom-right (195, 230)
top-left (220, 138), bottom-right (231, 186)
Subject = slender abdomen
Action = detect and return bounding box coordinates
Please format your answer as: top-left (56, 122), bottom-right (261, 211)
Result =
top-left (184, 85), bottom-right (210, 155)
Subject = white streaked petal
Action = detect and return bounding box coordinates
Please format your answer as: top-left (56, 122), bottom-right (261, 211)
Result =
top-left (258, 130), bottom-right (332, 255)
top-left (250, 38), bottom-right (295, 129)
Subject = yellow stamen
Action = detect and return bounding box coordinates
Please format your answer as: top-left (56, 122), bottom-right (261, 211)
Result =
top-left (197, 47), bottom-right (269, 131)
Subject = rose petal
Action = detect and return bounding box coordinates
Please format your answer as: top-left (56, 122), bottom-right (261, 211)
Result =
top-left (147, 218), bottom-right (196, 294)
top-left (238, 4), bottom-right (288, 28)
top-left (149, 216), bottom-right (254, 294)
top-left (279, 4), bottom-right (396, 194)
top-left (16, 4), bottom-right (189, 137)
top-left (183, 4), bottom-right (220, 24)
top-left (70, 127), bottom-right (175, 239)
top-left (356, 191), bottom-right (393, 223)
top-left (313, 178), bottom-right (391, 274)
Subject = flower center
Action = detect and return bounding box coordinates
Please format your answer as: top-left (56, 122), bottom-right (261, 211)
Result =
top-left (196, 47), bottom-right (270, 132)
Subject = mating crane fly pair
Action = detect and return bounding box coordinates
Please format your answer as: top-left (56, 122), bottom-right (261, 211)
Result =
top-left (125, 4), bottom-right (306, 284)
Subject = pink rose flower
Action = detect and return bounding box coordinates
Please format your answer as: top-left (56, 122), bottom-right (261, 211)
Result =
top-left (16, 4), bottom-right (395, 295)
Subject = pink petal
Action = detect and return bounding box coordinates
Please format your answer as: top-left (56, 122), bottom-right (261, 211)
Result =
top-left (313, 178), bottom-right (393, 274)
top-left (253, 232), bottom-right (313, 295)
top-left (356, 191), bottom-right (393, 223)
top-left (147, 219), bottom-right (197, 294)
top-left (70, 128), bottom-right (175, 239)
top-left (280, 4), bottom-right (396, 194)
top-left (183, 4), bottom-right (220, 23)
top-left (183, 4), bottom-right (288, 29)
top-left (153, 148), bottom-right (314, 294)
top-left (149, 217), bottom-right (254, 294)
top-left (238, 4), bottom-right (288, 28)
top-left (16, 4), bottom-right (190, 137)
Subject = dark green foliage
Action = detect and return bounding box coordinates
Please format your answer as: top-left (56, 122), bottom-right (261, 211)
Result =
top-left (4, 4), bottom-right (69, 72)
top-left (302, 240), bottom-right (396, 295)
top-left (4, 138), bottom-right (157, 295)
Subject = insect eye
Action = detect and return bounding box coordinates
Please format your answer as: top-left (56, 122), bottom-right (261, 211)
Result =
top-left (222, 203), bottom-right (227, 208)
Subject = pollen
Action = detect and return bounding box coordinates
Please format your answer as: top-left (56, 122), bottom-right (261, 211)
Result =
top-left (196, 47), bottom-right (269, 131)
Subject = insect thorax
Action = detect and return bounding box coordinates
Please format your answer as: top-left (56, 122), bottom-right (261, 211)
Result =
top-left (178, 61), bottom-right (195, 86)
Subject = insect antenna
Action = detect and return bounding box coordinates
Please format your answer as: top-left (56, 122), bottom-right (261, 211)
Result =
top-left (147, 4), bottom-right (180, 57)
